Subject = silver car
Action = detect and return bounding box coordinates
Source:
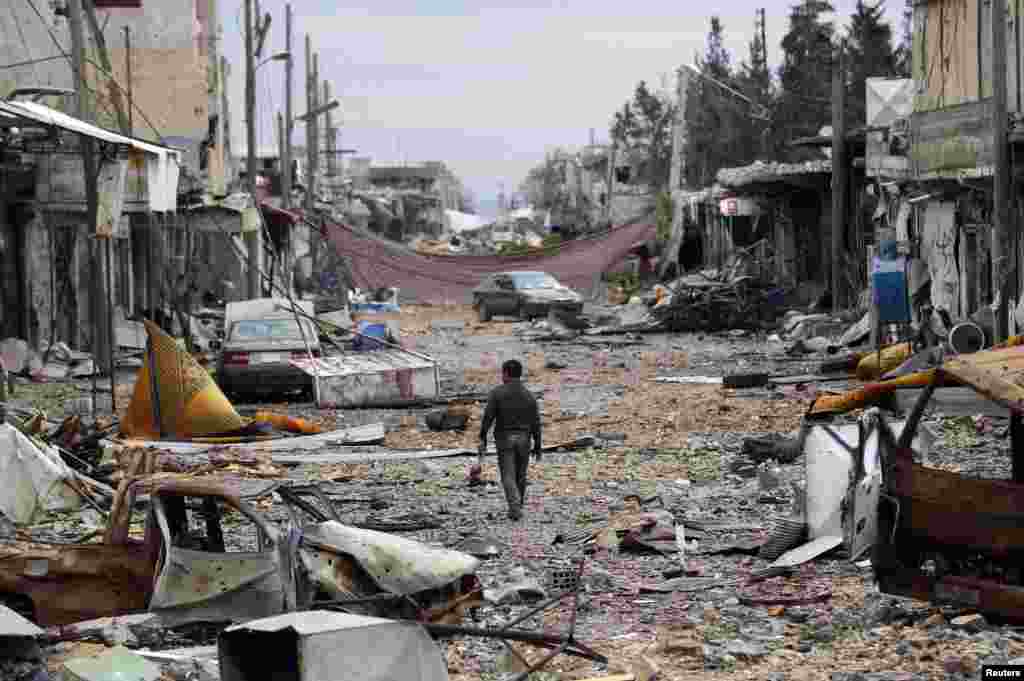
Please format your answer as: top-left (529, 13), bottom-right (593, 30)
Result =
top-left (216, 315), bottom-right (321, 399)
top-left (472, 271), bottom-right (583, 322)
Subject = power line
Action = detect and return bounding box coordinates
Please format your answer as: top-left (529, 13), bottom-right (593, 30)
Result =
top-left (22, 0), bottom-right (72, 67)
top-left (22, 0), bottom-right (165, 142)
top-left (0, 54), bottom-right (66, 71)
top-left (7, 4), bottom-right (44, 80)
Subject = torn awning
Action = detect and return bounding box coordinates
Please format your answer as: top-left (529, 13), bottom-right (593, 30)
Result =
top-left (2, 100), bottom-right (182, 212)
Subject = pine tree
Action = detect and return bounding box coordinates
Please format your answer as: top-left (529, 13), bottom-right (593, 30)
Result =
top-left (895, 0), bottom-right (913, 77)
top-left (736, 13), bottom-right (775, 160)
top-left (685, 16), bottom-right (755, 185)
top-left (738, 24), bottom-right (772, 106)
top-left (609, 83), bottom-right (675, 189)
top-left (703, 17), bottom-right (732, 82)
top-left (775, 0), bottom-right (836, 157)
top-left (847, 0), bottom-right (898, 126)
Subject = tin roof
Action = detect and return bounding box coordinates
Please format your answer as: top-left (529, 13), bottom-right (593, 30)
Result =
top-left (716, 159), bottom-right (832, 189)
top-left (0, 101), bottom-right (178, 157)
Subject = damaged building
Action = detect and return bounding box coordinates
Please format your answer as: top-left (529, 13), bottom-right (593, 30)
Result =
top-left (348, 161), bottom-right (464, 241)
top-left (0, 0), bottom-right (233, 355)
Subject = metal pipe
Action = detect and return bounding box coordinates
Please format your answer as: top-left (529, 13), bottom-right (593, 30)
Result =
top-left (105, 237), bottom-right (116, 414)
top-left (418, 623), bottom-right (606, 663)
top-left (896, 371), bottom-right (941, 450)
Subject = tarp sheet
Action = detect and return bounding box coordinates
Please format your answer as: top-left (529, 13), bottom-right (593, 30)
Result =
top-left (0, 424), bottom-right (85, 524)
top-left (326, 220), bottom-right (656, 304)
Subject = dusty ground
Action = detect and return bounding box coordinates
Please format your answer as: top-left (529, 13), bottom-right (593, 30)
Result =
top-left (9, 303), bottom-right (1024, 680)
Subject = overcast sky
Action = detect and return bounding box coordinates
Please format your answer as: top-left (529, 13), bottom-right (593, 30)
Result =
top-left (225, 0), bottom-right (904, 216)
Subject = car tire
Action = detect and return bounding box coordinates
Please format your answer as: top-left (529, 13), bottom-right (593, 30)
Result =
top-left (477, 300), bottom-right (492, 322)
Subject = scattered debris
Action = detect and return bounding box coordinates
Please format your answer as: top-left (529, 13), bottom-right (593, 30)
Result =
top-left (484, 567), bottom-right (547, 605)
top-left (452, 534), bottom-right (505, 558)
top-left (742, 433), bottom-right (802, 464)
top-left (425, 405), bottom-right (471, 432)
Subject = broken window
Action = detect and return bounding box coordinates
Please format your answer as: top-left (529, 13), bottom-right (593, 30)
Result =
top-left (160, 494), bottom-right (264, 553)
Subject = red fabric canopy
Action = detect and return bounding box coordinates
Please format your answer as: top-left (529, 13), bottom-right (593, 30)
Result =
top-left (324, 221), bottom-right (656, 304)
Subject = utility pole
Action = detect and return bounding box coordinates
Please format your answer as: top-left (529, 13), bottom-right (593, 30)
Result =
top-left (831, 41), bottom-right (847, 312)
top-left (993, 0), bottom-right (1012, 342)
top-left (305, 36), bottom-right (315, 218)
top-left (305, 42), bottom-right (319, 270)
top-left (244, 0), bottom-right (261, 300)
top-left (69, 0), bottom-right (111, 376)
top-left (221, 56), bottom-right (229, 182)
top-left (760, 8), bottom-right (767, 71)
top-left (281, 5), bottom-right (293, 295)
top-left (324, 80), bottom-right (335, 177)
top-left (125, 27), bottom-right (133, 135)
top-left (282, 5), bottom-right (293, 211)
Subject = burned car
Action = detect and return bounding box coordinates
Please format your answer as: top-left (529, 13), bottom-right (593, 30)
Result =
top-left (0, 476), bottom-right (481, 628)
top-left (472, 271), bottom-right (583, 322)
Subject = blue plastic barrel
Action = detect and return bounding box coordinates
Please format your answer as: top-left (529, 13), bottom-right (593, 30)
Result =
top-left (872, 257), bottom-right (910, 323)
top-left (354, 321), bottom-right (388, 351)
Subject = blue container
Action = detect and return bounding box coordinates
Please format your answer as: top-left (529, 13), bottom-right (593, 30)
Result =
top-left (872, 257), bottom-right (910, 323)
top-left (353, 321), bottom-right (388, 351)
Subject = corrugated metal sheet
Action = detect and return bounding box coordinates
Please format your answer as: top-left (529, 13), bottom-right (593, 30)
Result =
top-left (293, 349), bottom-right (440, 408)
top-left (942, 346), bottom-right (1024, 409)
top-left (0, 101), bottom-right (177, 157)
top-left (293, 349), bottom-right (436, 377)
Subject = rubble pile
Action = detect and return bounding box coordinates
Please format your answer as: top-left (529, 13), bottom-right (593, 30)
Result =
top-left (0, 294), bottom-right (1022, 681)
top-left (650, 273), bottom-right (786, 333)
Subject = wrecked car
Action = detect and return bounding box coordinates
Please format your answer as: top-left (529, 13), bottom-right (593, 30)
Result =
top-left (844, 347), bottom-right (1024, 622)
top-left (0, 476), bottom-right (482, 628)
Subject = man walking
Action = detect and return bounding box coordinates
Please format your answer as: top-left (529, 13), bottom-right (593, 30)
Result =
top-left (479, 359), bottom-right (542, 520)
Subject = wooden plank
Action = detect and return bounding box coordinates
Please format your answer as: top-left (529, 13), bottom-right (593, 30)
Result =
top-left (892, 459), bottom-right (1024, 515)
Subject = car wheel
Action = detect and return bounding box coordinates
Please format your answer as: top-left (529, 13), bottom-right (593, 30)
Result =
top-left (477, 300), bottom-right (492, 322)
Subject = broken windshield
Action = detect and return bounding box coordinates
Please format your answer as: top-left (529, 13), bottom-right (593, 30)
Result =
top-left (511, 273), bottom-right (559, 290)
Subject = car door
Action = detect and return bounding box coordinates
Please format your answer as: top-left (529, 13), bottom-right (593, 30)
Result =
top-left (148, 490), bottom-right (296, 626)
top-left (493, 275), bottom-right (519, 315)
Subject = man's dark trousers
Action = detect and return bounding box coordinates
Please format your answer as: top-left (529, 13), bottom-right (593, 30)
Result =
top-left (497, 432), bottom-right (531, 518)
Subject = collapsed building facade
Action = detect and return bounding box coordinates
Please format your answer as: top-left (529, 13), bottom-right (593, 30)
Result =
top-left (344, 161), bottom-right (464, 241)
